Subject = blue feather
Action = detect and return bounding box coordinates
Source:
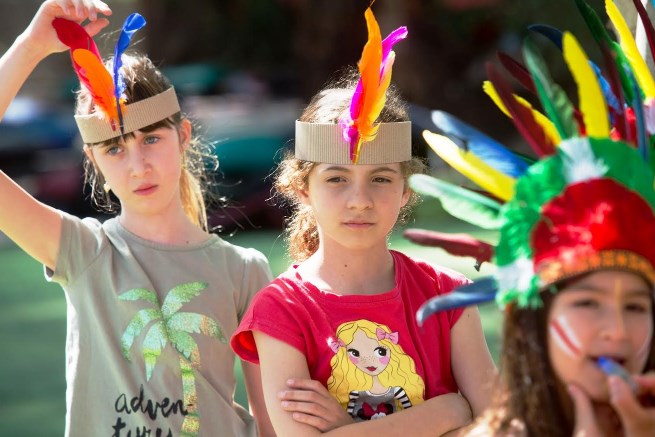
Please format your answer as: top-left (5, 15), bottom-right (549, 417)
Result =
top-left (431, 111), bottom-right (529, 178)
top-left (528, 24), bottom-right (563, 49)
top-left (416, 277), bottom-right (497, 326)
top-left (113, 13), bottom-right (147, 133)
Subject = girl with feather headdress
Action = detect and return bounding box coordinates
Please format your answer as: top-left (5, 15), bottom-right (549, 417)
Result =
top-left (0, 1), bottom-right (274, 435)
top-left (231, 5), bottom-right (496, 436)
top-left (411, 1), bottom-right (655, 435)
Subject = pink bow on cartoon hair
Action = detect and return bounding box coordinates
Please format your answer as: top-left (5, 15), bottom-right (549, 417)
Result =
top-left (376, 328), bottom-right (399, 344)
top-left (329, 338), bottom-right (346, 353)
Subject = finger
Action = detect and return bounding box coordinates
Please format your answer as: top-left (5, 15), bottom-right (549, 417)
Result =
top-left (609, 375), bottom-right (653, 432)
top-left (82, 17), bottom-right (109, 38)
top-left (281, 400), bottom-right (324, 415)
top-left (634, 373), bottom-right (655, 392)
top-left (568, 384), bottom-right (602, 435)
top-left (291, 412), bottom-right (330, 432)
top-left (287, 378), bottom-right (330, 394)
top-left (278, 389), bottom-right (328, 404)
top-left (55, 0), bottom-right (71, 16)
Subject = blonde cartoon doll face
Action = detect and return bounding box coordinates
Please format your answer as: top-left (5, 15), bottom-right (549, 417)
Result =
top-left (346, 329), bottom-right (392, 376)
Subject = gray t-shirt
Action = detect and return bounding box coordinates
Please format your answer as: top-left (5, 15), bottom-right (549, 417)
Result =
top-left (47, 213), bottom-right (272, 437)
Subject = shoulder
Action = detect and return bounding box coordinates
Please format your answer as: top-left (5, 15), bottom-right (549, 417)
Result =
top-left (208, 236), bottom-right (270, 269)
top-left (393, 250), bottom-right (470, 287)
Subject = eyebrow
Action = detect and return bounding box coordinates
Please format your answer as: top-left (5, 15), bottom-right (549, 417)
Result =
top-left (567, 284), bottom-right (653, 298)
top-left (321, 165), bottom-right (400, 174)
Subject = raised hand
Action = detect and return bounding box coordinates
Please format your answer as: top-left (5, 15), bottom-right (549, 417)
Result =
top-left (568, 384), bottom-right (605, 437)
top-left (279, 378), bottom-right (354, 432)
top-left (610, 373), bottom-right (655, 437)
top-left (19, 0), bottom-right (111, 58)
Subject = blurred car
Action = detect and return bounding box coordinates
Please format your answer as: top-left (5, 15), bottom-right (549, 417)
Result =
top-left (0, 96), bottom-right (90, 217)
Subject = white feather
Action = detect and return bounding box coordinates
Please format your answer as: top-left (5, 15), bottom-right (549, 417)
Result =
top-left (560, 137), bottom-right (608, 184)
top-left (497, 256), bottom-right (534, 293)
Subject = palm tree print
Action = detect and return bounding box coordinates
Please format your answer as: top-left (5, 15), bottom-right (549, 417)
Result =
top-left (119, 282), bottom-right (226, 436)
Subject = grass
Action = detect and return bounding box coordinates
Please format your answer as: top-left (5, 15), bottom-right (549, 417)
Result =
top-left (0, 202), bottom-right (502, 435)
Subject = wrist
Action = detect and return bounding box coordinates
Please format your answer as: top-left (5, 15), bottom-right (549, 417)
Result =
top-left (13, 32), bottom-right (52, 63)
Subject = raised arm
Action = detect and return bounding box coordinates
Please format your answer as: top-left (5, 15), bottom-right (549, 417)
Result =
top-left (254, 331), bottom-right (473, 436)
top-left (0, 0), bottom-right (110, 269)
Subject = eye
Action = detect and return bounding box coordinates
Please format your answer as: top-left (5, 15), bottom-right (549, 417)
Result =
top-left (571, 298), bottom-right (598, 308)
top-left (347, 348), bottom-right (360, 358)
top-left (625, 302), bottom-right (649, 313)
top-left (104, 145), bottom-right (122, 156)
top-left (326, 176), bottom-right (346, 183)
top-left (372, 176), bottom-right (392, 183)
top-left (374, 347), bottom-right (388, 357)
top-left (144, 135), bottom-right (160, 145)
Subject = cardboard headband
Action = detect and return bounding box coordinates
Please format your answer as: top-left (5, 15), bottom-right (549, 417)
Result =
top-left (295, 121), bottom-right (411, 164)
top-left (75, 87), bottom-right (180, 144)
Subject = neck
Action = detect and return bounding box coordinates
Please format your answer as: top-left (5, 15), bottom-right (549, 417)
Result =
top-left (118, 206), bottom-right (208, 246)
top-left (300, 243), bottom-right (396, 295)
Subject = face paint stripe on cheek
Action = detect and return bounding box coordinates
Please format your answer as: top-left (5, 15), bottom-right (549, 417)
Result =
top-left (550, 316), bottom-right (582, 357)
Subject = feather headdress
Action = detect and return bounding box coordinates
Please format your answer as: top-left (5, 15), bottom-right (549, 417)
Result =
top-left (412, 0), bottom-right (655, 324)
top-left (54, 14), bottom-right (180, 144)
top-left (294, 7), bottom-right (411, 165)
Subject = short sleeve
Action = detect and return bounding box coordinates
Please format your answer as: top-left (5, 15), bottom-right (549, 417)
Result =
top-left (231, 279), bottom-right (310, 364)
top-left (45, 212), bottom-right (107, 287)
top-left (235, 248), bottom-right (272, 322)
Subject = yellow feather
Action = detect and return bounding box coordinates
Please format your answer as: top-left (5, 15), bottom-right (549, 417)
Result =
top-left (606, 0), bottom-right (655, 98)
top-left (482, 81), bottom-right (561, 145)
top-left (562, 32), bottom-right (609, 137)
top-left (423, 130), bottom-right (515, 201)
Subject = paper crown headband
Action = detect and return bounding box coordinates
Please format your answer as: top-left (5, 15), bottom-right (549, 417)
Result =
top-left (53, 13), bottom-right (180, 144)
top-left (409, 0), bottom-right (655, 323)
top-left (294, 7), bottom-right (411, 164)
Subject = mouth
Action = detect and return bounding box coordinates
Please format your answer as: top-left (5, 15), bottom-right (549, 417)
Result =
top-left (344, 221), bottom-right (373, 228)
top-left (589, 354), bottom-right (626, 366)
top-left (366, 366), bottom-right (377, 372)
top-left (133, 184), bottom-right (158, 195)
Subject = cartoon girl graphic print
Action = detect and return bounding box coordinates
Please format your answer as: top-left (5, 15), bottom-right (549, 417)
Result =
top-left (326, 320), bottom-right (425, 421)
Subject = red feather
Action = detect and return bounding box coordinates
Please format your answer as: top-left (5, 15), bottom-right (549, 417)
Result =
top-left (486, 62), bottom-right (556, 156)
top-left (632, 0), bottom-right (655, 63)
top-left (52, 18), bottom-right (102, 93)
top-left (403, 228), bottom-right (494, 270)
top-left (497, 51), bottom-right (537, 94)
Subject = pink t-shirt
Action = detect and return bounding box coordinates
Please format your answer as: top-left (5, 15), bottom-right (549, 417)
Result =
top-left (232, 250), bottom-right (468, 419)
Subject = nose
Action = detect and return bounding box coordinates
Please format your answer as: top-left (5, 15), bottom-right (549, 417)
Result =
top-left (600, 307), bottom-right (628, 343)
top-left (129, 146), bottom-right (150, 177)
top-left (346, 183), bottom-right (373, 210)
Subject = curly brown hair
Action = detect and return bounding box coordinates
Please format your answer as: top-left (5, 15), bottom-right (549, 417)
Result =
top-left (76, 53), bottom-right (216, 230)
top-left (274, 68), bottom-right (427, 262)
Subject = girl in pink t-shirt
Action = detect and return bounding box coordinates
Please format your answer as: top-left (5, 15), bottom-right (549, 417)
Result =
top-left (232, 6), bottom-right (496, 436)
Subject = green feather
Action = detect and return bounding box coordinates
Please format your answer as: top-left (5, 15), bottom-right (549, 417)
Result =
top-left (410, 174), bottom-right (503, 230)
top-left (573, 0), bottom-right (613, 45)
top-left (523, 38), bottom-right (577, 139)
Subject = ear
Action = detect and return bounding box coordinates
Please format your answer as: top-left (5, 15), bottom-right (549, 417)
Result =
top-left (296, 185), bottom-right (311, 206)
top-left (178, 118), bottom-right (192, 152)
top-left (400, 186), bottom-right (411, 208)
